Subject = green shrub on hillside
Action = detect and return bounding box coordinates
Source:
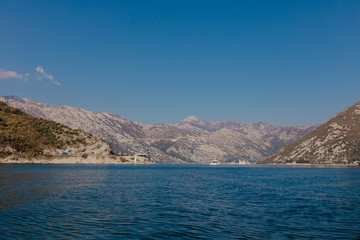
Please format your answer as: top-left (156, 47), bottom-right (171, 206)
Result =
top-left (0, 101), bottom-right (93, 158)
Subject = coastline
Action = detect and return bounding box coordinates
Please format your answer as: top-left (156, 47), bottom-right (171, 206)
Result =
top-left (0, 155), bottom-right (155, 165)
top-left (255, 163), bottom-right (360, 168)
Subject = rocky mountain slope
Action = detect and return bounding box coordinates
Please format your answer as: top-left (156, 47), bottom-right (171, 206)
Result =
top-left (0, 96), bottom-right (317, 163)
top-left (0, 101), bottom-right (113, 161)
top-left (262, 101), bottom-right (360, 165)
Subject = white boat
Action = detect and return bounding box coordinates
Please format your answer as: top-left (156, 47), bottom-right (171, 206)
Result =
top-left (210, 160), bottom-right (220, 165)
top-left (238, 160), bottom-right (251, 165)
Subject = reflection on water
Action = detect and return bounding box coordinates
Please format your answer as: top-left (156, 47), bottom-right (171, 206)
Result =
top-left (0, 165), bottom-right (359, 239)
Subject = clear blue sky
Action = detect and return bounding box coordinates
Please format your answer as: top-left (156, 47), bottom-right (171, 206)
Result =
top-left (0, 0), bottom-right (359, 126)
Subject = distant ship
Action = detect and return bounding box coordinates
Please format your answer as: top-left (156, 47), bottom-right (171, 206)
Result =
top-left (210, 160), bottom-right (220, 165)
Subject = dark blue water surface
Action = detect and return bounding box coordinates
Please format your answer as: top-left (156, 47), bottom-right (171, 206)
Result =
top-left (0, 165), bottom-right (359, 239)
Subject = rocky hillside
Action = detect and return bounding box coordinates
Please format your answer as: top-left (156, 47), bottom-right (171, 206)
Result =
top-left (0, 101), bottom-right (113, 161)
top-left (0, 96), bottom-right (317, 163)
top-left (262, 101), bottom-right (360, 165)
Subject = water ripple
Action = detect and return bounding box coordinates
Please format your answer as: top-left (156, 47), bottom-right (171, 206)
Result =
top-left (0, 165), bottom-right (359, 239)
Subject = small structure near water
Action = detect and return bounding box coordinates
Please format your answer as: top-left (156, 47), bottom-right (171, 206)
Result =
top-left (238, 160), bottom-right (250, 165)
top-left (134, 154), bottom-right (150, 163)
top-left (210, 159), bottom-right (220, 165)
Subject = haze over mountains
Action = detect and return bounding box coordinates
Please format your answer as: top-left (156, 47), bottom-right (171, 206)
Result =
top-left (0, 96), bottom-right (317, 164)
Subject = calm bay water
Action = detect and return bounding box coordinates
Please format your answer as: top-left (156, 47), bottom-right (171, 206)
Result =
top-left (0, 165), bottom-right (359, 239)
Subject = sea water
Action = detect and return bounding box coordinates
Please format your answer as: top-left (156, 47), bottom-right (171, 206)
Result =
top-left (0, 164), bottom-right (359, 239)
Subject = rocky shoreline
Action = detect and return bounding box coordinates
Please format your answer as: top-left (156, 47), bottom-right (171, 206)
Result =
top-left (0, 155), bottom-right (155, 164)
top-left (256, 163), bottom-right (360, 168)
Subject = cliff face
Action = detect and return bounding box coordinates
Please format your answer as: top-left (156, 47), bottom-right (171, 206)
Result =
top-left (0, 101), bottom-right (113, 161)
top-left (262, 101), bottom-right (360, 165)
top-left (1, 96), bottom-right (317, 163)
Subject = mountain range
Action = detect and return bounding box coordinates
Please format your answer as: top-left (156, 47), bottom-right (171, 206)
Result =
top-left (0, 96), bottom-right (318, 164)
top-left (262, 101), bottom-right (360, 165)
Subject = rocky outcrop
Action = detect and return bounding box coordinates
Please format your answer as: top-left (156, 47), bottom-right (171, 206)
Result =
top-left (1, 96), bottom-right (317, 163)
top-left (262, 101), bottom-right (360, 165)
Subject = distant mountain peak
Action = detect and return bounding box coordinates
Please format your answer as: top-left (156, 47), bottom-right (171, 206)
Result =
top-left (3, 95), bottom-right (22, 100)
top-left (3, 95), bottom-right (34, 104)
top-left (182, 115), bottom-right (204, 122)
top-left (1, 95), bottom-right (51, 107)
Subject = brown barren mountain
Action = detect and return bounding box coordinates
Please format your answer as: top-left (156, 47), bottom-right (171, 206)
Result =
top-left (261, 101), bottom-right (360, 165)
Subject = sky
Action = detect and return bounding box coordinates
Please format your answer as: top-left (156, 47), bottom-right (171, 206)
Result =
top-left (0, 0), bottom-right (359, 126)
